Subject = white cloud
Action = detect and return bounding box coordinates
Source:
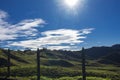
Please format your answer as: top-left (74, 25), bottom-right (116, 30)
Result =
top-left (0, 10), bottom-right (45, 41)
top-left (0, 10), bottom-right (8, 19)
top-left (10, 28), bottom-right (94, 50)
top-left (40, 29), bottom-right (86, 45)
top-left (0, 10), bottom-right (94, 51)
top-left (46, 46), bottom-right (71, 50)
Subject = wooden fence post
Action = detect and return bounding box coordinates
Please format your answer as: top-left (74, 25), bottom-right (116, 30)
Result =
top-left (82, 47), bottom-right (86, 80)
top-left (7, 49), bottom-right (10, 78)
top-left (37, 48), bottom-right (40, 80)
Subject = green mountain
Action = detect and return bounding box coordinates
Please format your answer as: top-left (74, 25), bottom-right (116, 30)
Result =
top-left (98, 52), bottom-right (120, 65)
top-left (0, 44), bottom-right (120, 67)
top-left (0, 44), bottom-right (120, 80)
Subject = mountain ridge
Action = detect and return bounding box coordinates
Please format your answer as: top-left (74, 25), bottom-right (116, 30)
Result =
top-left (0, 44), bottom-right (120, 67)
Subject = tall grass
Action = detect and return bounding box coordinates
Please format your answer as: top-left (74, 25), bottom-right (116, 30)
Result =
top-left (0, 65), bottom-right (120, 79)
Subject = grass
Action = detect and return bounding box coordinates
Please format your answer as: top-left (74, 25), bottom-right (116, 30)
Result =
top-left (0, 49), bottom-right (120, 80)
top-left (40, 76), bottom-right (111, 80)
top-left (5, 76), bottom-right (111, 80)
top-left (0, 65), bottom-right (120, 80)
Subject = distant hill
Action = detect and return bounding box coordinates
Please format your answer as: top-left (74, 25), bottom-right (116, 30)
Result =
top-left (0, 49), bottom-right (32, 67)
top-left (41, 59), bottom-right (74, 67)
top-left (84, 44), bottom-right (120, 65)
top-left (40, 49), bottom-right (81, 61)
top-left (98, 52), bottom-right (120, 65)
top-left (112, 44), bottom-right (120, 49)
top-left (84, 44), bottom-right (120, 59)
top-left (0, 44), bottom-right (120, 67)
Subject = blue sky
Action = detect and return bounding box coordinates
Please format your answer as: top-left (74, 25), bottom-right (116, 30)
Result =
top-left (0, 0), bottom-right (120, 50)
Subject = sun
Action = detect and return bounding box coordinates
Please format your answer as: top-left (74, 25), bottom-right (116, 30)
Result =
top-left (64, 0), bottom-right (79, 8)
top-left (56, 0), bottom-right (85, 14)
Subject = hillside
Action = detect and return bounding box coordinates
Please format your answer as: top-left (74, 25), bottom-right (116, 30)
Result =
top-left (0, 44), bottom-right (120, 67)
top-left (84, 44), bottom-right (120, 59)
top-left (98, 52), bottom-right (120, 65)
top-left (0, 44), bottom-right (120, 80)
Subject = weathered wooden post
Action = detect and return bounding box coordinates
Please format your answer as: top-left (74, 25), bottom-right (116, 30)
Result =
top-left (37, 48), bottom-right (40, 80)
top-left (7, 49), bottom-right (10, 78)
top-left (82, 47), bottom-right (86, 80)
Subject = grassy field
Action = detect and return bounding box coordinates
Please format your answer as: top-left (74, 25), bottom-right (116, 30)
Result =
top-left (0, 65), bottom-right (120, 80)
top-left (0, 49), bottom-right (120, 80)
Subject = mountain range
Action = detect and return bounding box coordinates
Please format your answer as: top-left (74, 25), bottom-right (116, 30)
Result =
top-left (0, 44), bottom-right (120, 67)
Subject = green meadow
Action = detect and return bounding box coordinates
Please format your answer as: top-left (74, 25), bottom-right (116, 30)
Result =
top-left (0, 49), bottom-right (120, 80)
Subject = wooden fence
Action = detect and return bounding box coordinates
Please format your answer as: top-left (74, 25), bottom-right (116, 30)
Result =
top-left (4, 48), bottom-right (86, 80)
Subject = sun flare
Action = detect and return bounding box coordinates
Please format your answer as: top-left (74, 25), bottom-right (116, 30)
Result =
top-left (56, 0), bottom-right (85, 14)
top-left (64, 0), bottom-right (79, 8)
